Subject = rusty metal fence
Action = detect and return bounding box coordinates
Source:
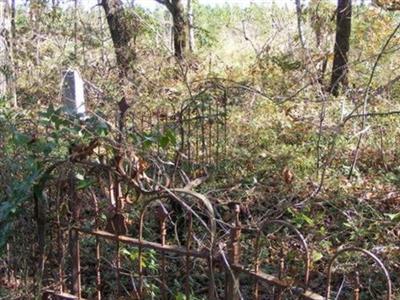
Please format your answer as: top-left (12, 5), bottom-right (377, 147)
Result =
top-left (0, 83), bottom-right (393, 299)
top-left (40, 187), bottom-right (393, 300)
top-left (0, 150), bottom-right (393, 300)
top-left (129, 84), bottom-right (228, 174)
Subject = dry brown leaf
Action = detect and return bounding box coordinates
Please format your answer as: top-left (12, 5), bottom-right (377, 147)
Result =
top-left (282, 166), bottom-right (294, 185)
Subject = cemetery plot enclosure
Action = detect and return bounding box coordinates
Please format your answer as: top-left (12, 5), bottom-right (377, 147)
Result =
top-left (0, 69), bottom-right (395, 300)
top-left (2, 158), bottom-right (393, 300)
top-left (2, 0), bottom-right (400, 299)
top-left (129, 82), bottom-right (229, 175)
top-left (0, 71), bottom-right (392, 300)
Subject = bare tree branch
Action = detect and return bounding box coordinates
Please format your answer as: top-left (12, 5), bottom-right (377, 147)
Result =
top-left (346, 110), bottom-right (400, 120)
top-left (348, 21), bottom-right (400, 179)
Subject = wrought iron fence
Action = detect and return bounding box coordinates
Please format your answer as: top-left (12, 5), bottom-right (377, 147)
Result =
top-left (39, 186), bottom-right (392, 300)
top-left (1, 66), bottom-right (395, 300)
top-left (129, 83), bottom-right (228, 175)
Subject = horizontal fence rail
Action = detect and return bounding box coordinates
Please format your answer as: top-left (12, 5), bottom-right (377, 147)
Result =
top-left (1, 157), bottom-right (392, 300)
top-left (44, 209), bottom-right (393, 300)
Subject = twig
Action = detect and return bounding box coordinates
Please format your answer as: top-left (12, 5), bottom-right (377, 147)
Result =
top-left (348, 21), bottom-right (400, 179)
top-left (345, 110), bottom-right (400, 120)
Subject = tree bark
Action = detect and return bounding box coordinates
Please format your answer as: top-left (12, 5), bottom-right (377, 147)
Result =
top-left (295, 0), bottom-right (305, 48)
top-left (0, 0), bottom-right (16, 106)
top-left (156, 0), bottom-right (188, 60)
top-left (101, 0), bottom-right (135, 77)
top-left (171, 0), bottom-right (187, 59)
top-left (9, 0), bottom-right (16, 106)
top-left (330, 0), bottom-right (352, 96)
top-left (163, 9), bottom-right (173, 51)
top-left (187, 0), bottom-right (195, 52)
top-left (0, 0), bottom-right (9, 97)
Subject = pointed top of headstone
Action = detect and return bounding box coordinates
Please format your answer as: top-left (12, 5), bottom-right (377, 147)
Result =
top-left (62, 69), bottom-right (86, 120)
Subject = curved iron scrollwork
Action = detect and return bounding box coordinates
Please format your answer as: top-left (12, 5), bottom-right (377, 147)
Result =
top-left (326, 247), bottom-right (392, 300)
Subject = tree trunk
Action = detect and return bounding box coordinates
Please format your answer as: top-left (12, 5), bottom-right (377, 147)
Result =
top-left (101, 0), bottom-right (135, 77)
top-left (9, 0), bottom-right (16, 106)
top-left (0, 0), bottom-right (16, 106)
top-left (330, 0), bottom-right (352, 96)
top-left (187, 0), bottom-right (195, 52)
top-left (171, 0), bottom-right (187, 60)
top-left (163, 9), bottom-right (173, 52)
top-left (0, 0), bottom-right (9, 97)
top-left (156, 0), bottom-right (188, 60)
top-left (295, 0), bottom-right (305, 48)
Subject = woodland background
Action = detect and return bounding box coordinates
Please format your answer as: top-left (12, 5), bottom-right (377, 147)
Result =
top-left (0, 0), bottom-right (400, 299)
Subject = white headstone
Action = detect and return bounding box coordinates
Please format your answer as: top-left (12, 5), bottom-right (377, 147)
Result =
top-left (62, 70), bottom-right (86, 118)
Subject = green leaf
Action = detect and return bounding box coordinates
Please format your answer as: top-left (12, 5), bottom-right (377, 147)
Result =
top-left (159, 135), bottom-right (170, 148)
top-left (95, 120), bottom-right (110, 136)
top-left (14, 132), bottom-right (30, 146)
top-left (299, 213), bottom-right (314, 226)
top-left (312, 251), bottom-right (323, 262)
top-left (175, 293), bottom-right (186, 300)
top-left (75, 173), bottom-right (93, 190)
top-left (77, 178), bottom-right (94, 190)
top-left (0, 202), bottom-right (15, 221)
top-left (385, 212), bottom-right (400, 222)
top-left (121, 248), bottom-right (139, 263)
top-left (165, 129), bottom-right (177, 145)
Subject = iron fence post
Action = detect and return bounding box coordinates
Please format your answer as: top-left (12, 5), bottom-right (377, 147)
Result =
top-left (226, 205), bottom-right (241, 300)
